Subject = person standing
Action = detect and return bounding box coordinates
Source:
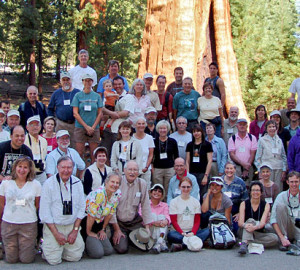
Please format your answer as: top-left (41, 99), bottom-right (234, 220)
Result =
top-left (280, 97), bottom-right (296, 127)
top-left (166, 67), bottom-right (184, 97)
top-left (285, 109), bottom-right (300, 137)
top-left (47, 71), bottom-right (80, 148)
top-left (69, 49), bottom-right (97, 91)
top-left (223, 106), bottom-right (239, 147)
top-left (143, 73), bottom-right (161, 112)
top-left (289, 77), bottom-right (300, 110)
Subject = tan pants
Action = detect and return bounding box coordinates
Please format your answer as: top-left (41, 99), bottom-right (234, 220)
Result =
top-left (140, 169), bottom-right (152, 190)
top-left (1, 221), bottom-right (37, 263)
top-left (241, 218), bottom-right (278, 248)
top-left (275, 204), bottom-right (300, 241)
top-left (153, 167), bottom-right (175, 199)
top-left (42, 224), bottom-right (84, 265)
top-left (210, 162), bottom-right (219, 177)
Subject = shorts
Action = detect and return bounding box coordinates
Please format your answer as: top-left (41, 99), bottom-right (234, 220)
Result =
top-left (74, 127), bottom-right (100, 144)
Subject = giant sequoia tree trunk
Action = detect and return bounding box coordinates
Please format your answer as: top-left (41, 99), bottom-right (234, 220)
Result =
top-left (138, 0), bottom-right (248, 119)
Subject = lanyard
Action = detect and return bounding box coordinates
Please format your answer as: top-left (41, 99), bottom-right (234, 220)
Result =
top-left (98, 167), bottom-right (107, 185)
top-left (287, 190), bottom-right (300, 209)
top-left (56, 173), bottom-right (72, 204)
top-left (251, 202), bottom-right (261, 221)
top-left (159, 139), bottom-right (168, 153)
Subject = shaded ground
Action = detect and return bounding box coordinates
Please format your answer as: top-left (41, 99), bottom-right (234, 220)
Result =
top-left (0, 74), bottom-right (59, 107)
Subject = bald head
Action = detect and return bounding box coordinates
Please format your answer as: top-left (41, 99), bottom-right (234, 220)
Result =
top-left (287, 97), bottom-right (296, 111)
top-left (26, 85), bottom-right (38, 104)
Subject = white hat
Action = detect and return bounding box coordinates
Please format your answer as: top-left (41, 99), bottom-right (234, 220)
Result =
top-left (129, 228), bottom-right (154, 251)
top-left (150, 183), bottom-right (165, 199)
top-left (209, 177), bottom-right (224, 187)
top-left (60, 71), bottom-right (71, 79)
top-left (183, 236), bottom-right (203, 252)
top-left (270, 110), bottom-right (281, 118)
top-left (27, 115), bottom-right (41, 125)
top-left (259, 163), bottom-right (273, 171)
top-left (56, 130), bottom-right (70, 139)
top-left (7, 110), bottom-right (20, 118)
top-left (143, 73), bottom-right (153, 79)
top-left (145, 106), bottom-right (157, 114)
top-left (82, 73), bottom-right (94, 81)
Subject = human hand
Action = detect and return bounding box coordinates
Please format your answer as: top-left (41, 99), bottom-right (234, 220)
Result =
top-left (98, 230), bottom-right (107, 241)
top-left (67, 230), bottom-right (78, 245)
top-left (233, 213), bottom-right (239, 222)
top-left (280, 236), bottom-right (291, 247)
top-left (85, 126), bottom-right (94, 136)
top-left (280, 171), bottom-right (286, 182)
top-left (55, 232), bottom-right (67, 246)
top-left (113, 230), bottom-right (125, 245)
top-left (201, 175), bottom-right (208, 185)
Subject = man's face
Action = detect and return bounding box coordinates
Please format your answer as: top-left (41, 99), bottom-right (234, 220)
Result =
top-left (287, 175), bottom-right (300, 195)
top-left (289, 112), bottom-right (300, 122)
top-left (10, 126), bottom-right (25, 148)
top-left (156, 78), bottom-right (166, 91)
top-left (61, 77), bottom-right (71, 91)
top-left (0, 113), bottom-right (6, 126)
top-left (58, 159), bottom-right (74, 182)
top-left (229, 107), bottom-right (239, 121)
top-left (113, 79), bottom-right (124, 94)
top-left (7, 115), bottom-right (20, 128)
top-left (0, 103), bottom-right (10, 115)
top-left (58, 135), bottom-right (70, 149)
top-left (183, 79), bottom-right (192, 93)
top-left (174, 159), bottom-right (186, 176)
top-left (209, 65), bottom-right (218, 77)
top-left (26, 120), bottom-right (41, 136)
top-left (109, 63), bottom-right (119, 75)
top-left (144, 77), bottom-right (153, 90)
top-left (237, 122), bottom-right (248, 132)
top-left (78, 53), bottom-right (89, 65)
top-left (176, 118), bottom-right (187, 132)
top-left (174, 70), bottom-right (183, 83)
top-left (287, 98), bottom-right (296, 111)
top-left (145, 112), bottom-right (157, 124)
top-left (124, 163), bottom-right (139, 183)
top-left (27, 87), bottom-right (38, 103)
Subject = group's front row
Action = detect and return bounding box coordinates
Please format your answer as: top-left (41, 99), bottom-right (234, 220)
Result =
top-left (0, 157), bottom-right (300, 265)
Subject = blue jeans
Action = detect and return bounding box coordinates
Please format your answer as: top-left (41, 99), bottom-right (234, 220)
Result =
top-left (167, 228), bottom-right (210, 244)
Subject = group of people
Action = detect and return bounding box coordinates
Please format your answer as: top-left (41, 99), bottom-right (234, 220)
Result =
top-left (0, 49), bottom-right (300, 264)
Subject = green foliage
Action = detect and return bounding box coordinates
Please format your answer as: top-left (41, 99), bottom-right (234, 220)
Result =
top-left (230, 0), bottom-right (300, 119)
top-left (75, 0), bottom-right (147, 85)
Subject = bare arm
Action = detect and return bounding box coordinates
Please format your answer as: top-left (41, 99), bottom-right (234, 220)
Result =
top-left (201, 189), bottom-right (211, 213)
top-left (186, 152), bottom-right (190, 172)
top-left (0, 195), bottom-right (5, 217)
top-left (238, 201), bottom-right (245, 228)
top-left (35, 196), bottom-right (40, 210)
top-left (217, 78), bottom-right (226, 107)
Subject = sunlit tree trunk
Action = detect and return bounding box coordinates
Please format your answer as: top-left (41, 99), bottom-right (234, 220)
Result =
top-left (138, 0), bottom-right (248, 119)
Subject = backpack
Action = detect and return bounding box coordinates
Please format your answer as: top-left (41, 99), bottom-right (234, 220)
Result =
top-left (209, 212), bottom-right (236, 249)
top-left (232, 133), bottom-right (252, 143)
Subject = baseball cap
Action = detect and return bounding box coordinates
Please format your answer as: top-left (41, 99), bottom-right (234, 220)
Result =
top-left (143, 73), bottom-right (153, 79)
top-left (209, 177), bottom-right (224, 186)
top-left (270, 110), bottom-right (281, 118)
top-left (236, 118), bottom-right (247, 124)
top-left (145, 106), bottom-right (157, 114)
top-left (27, 115), bottom-right (41, 125)
top-left (7, 110), bottom-right (20, 118)
top-left (60, 71), bottom-right (71, 79)
top-left (56, 130), bottom-right (70, 139)
top-left (82, 73), bottom-right (94, 81)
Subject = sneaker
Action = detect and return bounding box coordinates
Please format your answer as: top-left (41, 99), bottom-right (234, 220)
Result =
top-left (159, 239), bottom-right (169, 253)
top-left (278, 244), bottom-right (289, 252)
top-left (170, 243), bottom-right (183, 252)
top-left (149, 243), bottom-right (161, 254)
top-left (238, 242), bottom-right (248, 255)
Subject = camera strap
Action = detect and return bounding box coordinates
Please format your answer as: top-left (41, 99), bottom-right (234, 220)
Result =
top-left (56, 173), bottom-right (73, 205)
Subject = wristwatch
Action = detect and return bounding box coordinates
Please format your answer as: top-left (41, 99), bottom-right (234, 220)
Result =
top-left (73, 226), bottom-right (79, 231)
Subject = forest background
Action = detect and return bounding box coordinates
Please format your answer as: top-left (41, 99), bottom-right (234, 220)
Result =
top-left (0, 0), bottom-right (299, 119)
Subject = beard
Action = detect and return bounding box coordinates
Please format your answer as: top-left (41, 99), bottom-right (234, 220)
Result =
top-left (146, 119), bottom-right (155, 125)
top-left (229, 116), bottom-right (238, 121)
top-left (59, 142), bottom-right (70, 149)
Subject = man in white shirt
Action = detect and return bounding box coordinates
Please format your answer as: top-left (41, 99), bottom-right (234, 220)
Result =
top-left (69, 49), bottom-right (97, 91)
top-left (271, 171), bottom-right (300, 251)
top-left (143, 73), bottom-right (161, 111)
top-left (45, 130), bottom-right (85, 179)
top-left (39, 156), bottom-right (85, 265)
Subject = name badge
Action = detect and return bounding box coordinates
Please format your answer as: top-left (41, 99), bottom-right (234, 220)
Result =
top-left (135, 107), bottom-right (141, 113)
top-left (160, 153), bottom-right (167, 159)
top-left (193, 157), bottom-right (200, 163)
top-left (64, 100), bottom-right (70, 105)
top-left (182, 214), bottom-right (191, 221)
top-left (265, 197), bottom-right (273, 204)
top-left (16, 199), bottom-right (26, 206)
top-left (227, 128), bottom-right (233, 134)
top-left (224, 191), bottom-right (232, 198)
top-left (47, 145), bottom-right (53, 152)
top-left (136, 192), bottom-right (141, 198)
top-left (84, 105), bottom-right (92, 111)
top-left (238, 146), bottom-right (246, 153)
top-left (292, 209), bottom-right (299, 218)
top-left (33, 154), bottom-right (41, 160)
top-left (175, 188), bottom-right (181, 195)
top-left (272, 148), bottom-right (279, 154)
top-left (178, 141), bottom-right (185, 147)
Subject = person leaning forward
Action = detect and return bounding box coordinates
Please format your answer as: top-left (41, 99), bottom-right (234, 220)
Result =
top-left (110, 160), bottom-right (153, 253)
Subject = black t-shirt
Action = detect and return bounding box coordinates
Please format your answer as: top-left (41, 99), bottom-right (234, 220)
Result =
top-left (186, 140), bottom-right (213, 173)
top-left (278, 128), bottom-right (291, 153)
top-left (244, 199), bottom-right (266, 233)
top-left (166, 82), bottom-right (184, 97)
top-left (153, 137), bottom-right (179, 168)
top-left (0, 140), bottom-right (33, 176)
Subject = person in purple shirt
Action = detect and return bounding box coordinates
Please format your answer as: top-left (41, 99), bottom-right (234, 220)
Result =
top-left (287, 128), bottom-right (300, 173)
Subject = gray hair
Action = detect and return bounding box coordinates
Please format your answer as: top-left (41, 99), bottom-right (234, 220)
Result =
top-left (129, 78), bottom-right (147, 96)
top-left (134, 116), bottom-right (147, 125)
top-left (124, 160), bottom-right (139, 170)
top-left (176, 116), bottom-right (188, 124)
top-left (26, 85), bottom-right (38, 94)
top-left (156, 120), bottom-right (171, 133)
top-left (105, 172), bottom-right (122, 185)
top-left (225, 161), bottom-right (236, 169)
top-left (57, 156), bottom-right (75, 167)
top-left (78, 49), bottom-right (89, 57)
top-left (183, 77), bottom-right (193, 83)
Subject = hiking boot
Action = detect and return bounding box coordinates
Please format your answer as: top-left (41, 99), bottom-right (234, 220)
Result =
top-left (170, 243), bottom-right (183, 252)
top-left (149, 243), bottom-right (161, 254)
top-left (238, 242), bottom-right (248, 255)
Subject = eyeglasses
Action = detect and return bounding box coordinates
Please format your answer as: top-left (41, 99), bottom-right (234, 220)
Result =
top-left (126, 168), bottom-right (138, 172)
top-left (181, 186), bottom-right (191, 189)
top-left (177, 122), bottom-right (187, 125)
